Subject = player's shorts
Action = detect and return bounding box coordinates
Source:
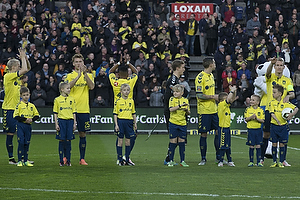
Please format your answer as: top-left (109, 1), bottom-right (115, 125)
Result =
top-left (2, 109), bottom-right (17, 133)
top-left (17, 122), bottom-right (32, 145)
top-left (198, 113), bottom-right (218, 133)
top-left (56, 119), bottom-right (75, 140)
top-left (262, 109), bottom-right (271, 132)
top-left (117, 119), bottom-right (135, 139)
top-left (76, 113), bottom-right (91, 132)
top-left (169, 122), bottom-right (187, 139)
top-left (270, 124), bottom-right (288, 144)
top-left (246, 128), bottom-right (263, 146)
top-left (218, 127), bottom-right (231, 149)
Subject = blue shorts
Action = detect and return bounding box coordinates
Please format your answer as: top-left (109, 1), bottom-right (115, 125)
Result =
top-left (262, 110), bottom-right (271, 132)
top-left (17, 122), bottom-right (32, 145)
top-left (117, 119), bottom-right (135, 139)
top-left (3, 110), bottom-right (17, 133)
top-left (218, 127), bottom-right (231, 149)
top-left (270, 124), bottom-right (288, 144)
top-left (76, 113), bottom-right (91, 132)
top-left (246, 128), bottom-right (263, 146)
top-left (198, 113), bottom-right (218, 133)
top-left (169, 122), bottom-right (187, 139)
top-left (56, 119), bottom-right (75, 140)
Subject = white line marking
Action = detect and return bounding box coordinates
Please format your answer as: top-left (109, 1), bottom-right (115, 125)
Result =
top-left (0, 187), bottom-right (300, 199)
top-left (232, 135), bottom-right (300, 151)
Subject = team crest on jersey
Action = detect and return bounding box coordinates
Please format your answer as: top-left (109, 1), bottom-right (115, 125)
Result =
top-left (70, 101), bottom-right (72, 105)
top-left (31, 107), bottom-right (33, 111)
top-left (114, 82), bottom-right (119, 86)
top-left (14, 81), bottom-right (18, 85)
top-left (282, 80), bottom-right (286, 85)
top-left (258, 112), bottom-right (261, 116)
top-left (197, 86), bottom-right (202, 91)
top-left (281, 104), bottom-right (284, 109)
top-left (129, 103), bottom-right (131, 107)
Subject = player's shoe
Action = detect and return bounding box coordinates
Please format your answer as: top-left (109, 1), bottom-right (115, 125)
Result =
top-left (257, 162), bottom-right (263, 167)
top-left (260, 159), bottom-right (264, 165)
top-left (22, 159), bottom-right (34, 164)
top-left (168, 161), bottom-right (175, 167)
top-left (227, 162), bottom-right (235, 167)
top-left (125, 161), bottom-right (134, 166)
top-left (198, 159), bottom-right (206, 166)
top-left (59, 162), bottom-right (64, 166)
top-left (79, 159), bottom-right (88, 165)
top-left (164, 160), bottom-right (168, 165)
top-left (66, 161), bottom-right (71, 166)
top-left (282, 160), bottom-right (291, 167)
top-left (278, 162), bottom-right (284, 168)
top-left (63, 157), bottom-right (67, 165)
top-left (180, 161), bottom-right (189, 167)
top-left (223, 160), bottom-right (228, 165)
top-left (24, 161), bottom-right (33, 167)
top-left (123, 156), bottom-right (135, 166)
top-left (270, 162), bottom-right (277, 168)
top-left (17, 161), bottom-right (23, 167)
top-left (118, 160), bottom-right (125, 166)
top-left (248, 162), bottom-right (254, 167)
top-left (9, 157), bottom-right (18, 165)
top-left (218, 162), bottom-right (223, 167)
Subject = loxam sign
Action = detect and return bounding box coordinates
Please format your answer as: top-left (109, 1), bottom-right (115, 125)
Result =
top-left (171, 3), bottom-right (214, 21)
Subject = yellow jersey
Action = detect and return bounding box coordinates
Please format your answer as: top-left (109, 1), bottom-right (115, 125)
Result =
top-left (266, 73), bottom-right (293, 110)
top-left (218, 100), bottom-right (231, 128)
top-left (195, 71), bottom-right (217, 114)
top-left (260, 93), bottom-right (267, 107)
top-left (244, 106), bottom-right (265, 129)
top-left (53, 95), bottom-right (77, 119)
top-left (169, 96), bottom-right (190, 126)
top-left (109, 73), bottom-right (138, 102)
top-left (119, 26), bottom-right (132, 40)
top-left (71, 22), bottom-right (82, 39)
top-left (269, 99), bottom-right (296, 125)
top-left (187, 20), bottom-right (196, 36)
top-left (65, 71), bottom-right (94, 113)
top-left (113, 98), bottom-right (136, 120)
top-left (13, 101), bottom-right (39, 124)
top-left (2, 72), bottom-right (21, 110)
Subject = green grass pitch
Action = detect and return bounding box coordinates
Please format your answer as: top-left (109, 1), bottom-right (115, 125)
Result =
top-left (0, 133), bottom-right (300, 199)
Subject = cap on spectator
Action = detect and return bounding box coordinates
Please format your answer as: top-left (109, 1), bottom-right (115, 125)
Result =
top-left (101, 61), bottom-right (108, 67)
top-left (164, 53), bottom-right (170, 57)
top-left (148, 21), bottom-right (152, 25)
top-left (180, 75), bottom-right (185, 78)
top-left (265, 16), bottom-right (270, 19)
top-left (45, 8), bottom-right (49, 11)
top-left (86, 64), bottom-right (91, 68)
top-left (161, 0), bottom-right (164, 3)
top-left (235, 46), bottom-right (241, 50)
top-left (133, 22), bottom-right (138, 26)
top-left (180, 47), bottom-right (185, 50)
top-left (174, 20), bottom-right (179, 23)
top-left (219, 45), bottom-right (224, 49)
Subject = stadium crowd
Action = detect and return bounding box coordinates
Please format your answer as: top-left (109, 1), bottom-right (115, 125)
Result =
top-left (0, 0), bottom-right (300, 107)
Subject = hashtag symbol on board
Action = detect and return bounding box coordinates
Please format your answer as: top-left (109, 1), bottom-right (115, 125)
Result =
top-left (236, 115), bottom-right (244, 124)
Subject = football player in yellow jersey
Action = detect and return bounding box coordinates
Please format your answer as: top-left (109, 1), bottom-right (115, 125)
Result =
top-left (217, 85), bottom-right (237, 167)
top-left (167, 84), bottom-right (190, 167)
top-left (261, 58), bottom-right (295, 165)
top-left (14, 87), bottom-right (39, 167)
top-left (2, 48), bottom-right (31, 165)
top-left (244, 95), bottom-right (265, 167)
top-left (53, 82), bottom-right (77, 166)
top-left (269, 84), bottom-right (298, 168)
top-left (109, 54), bottom-right (138, 165)
top-left (65, 54), bottom-right (94, 165)
top-left (113, 84), bottom-right (137, 166)
top-left (195, 58), bottom-right (219, 166)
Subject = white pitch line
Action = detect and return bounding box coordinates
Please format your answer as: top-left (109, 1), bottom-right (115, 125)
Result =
top-left (0, 187), bottom-right (300, 199)
top-left (232, 135), bottom-right (300, 151)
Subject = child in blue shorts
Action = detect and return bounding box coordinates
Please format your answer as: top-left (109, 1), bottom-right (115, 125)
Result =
top-left (113, 83), bottom-right (137, 166)
top-left (269, 84), bottom-right (298, 168)
top-left (13, 87), bottom-right (39, 167)
top-left (53, 82), bottom-right (77, 166)
top-left (244, 95), bottom-right (265, 167)
top-left (167, 84), bottom-right (190, 167)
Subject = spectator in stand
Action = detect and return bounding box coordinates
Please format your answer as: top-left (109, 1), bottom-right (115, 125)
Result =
top-left (267, 36), bottom-right (279, 57)
top-left (29, 50), bottom-right (43, 74)
top-left (31, 83), bottom-right (47, 107)
top-left (135, 52), bottom-right (149, 73)
top-left (55, 63), bottom-right (68, 83)
top-left (92, 95), bottom-right (106, 107)
top-left (145, 63), bottom-right (159, 84)
top-left (257, 47), bottom-right (270, 64)
top-left (221, 0), bottom-right (236, 23)
top-left (149, 85), bottom-right (163, 107)
top-left (222, 64), bottom-right (237, 80)
top-left (233, 24), bottom-right (248, 52)
top-left (179, 75), bottom-right (191, 97)
top-left (260, 4), bottom-right (276, 24)
top-left (132, 34), bottom-right (148, 61)
top-left (256, 37), bottom-right (267, 60)
top-left (199, 13), bottom-right (208, 56)
top-left (45, 74), bottom-right (58, 106)
top-left (218, 20), bottom-right (233, 45)
top-left (137, 85), bottom-right (150, 107)
top-left (280, 0), bottom-right (294, 23)
top-left (223, 71), bottom-right (236, 93)
top-left (261, 16), bottom-right (272, 38)
top-left (214, 45), bottom-right (226, 91)
top-left (206, 14), bottom-right (218, 56)
top-left (271, 45), bottom-right (284, 59)
top-left (236, 73), bottom-right (251, 106)
top-left (148, 76), bottom-right (161, 93)
top-left (288, 14), bottom-right (300, 49)
top-left (184, 13), bottom-right (198, 56)
top-left (246, 14), bottom-right (261, 37)
top-left (245, 37), bottom-right (256, 72)
top-left (282, 42), bottom-right (291, 70)
top-left (2, 46), bottom-right (16, 64)
top-left (157, 27), bottom-right (171, 46)
top-left (94, 68), bottom-right (110, 106)
top-left (237, 62), bottom-right (252, 84)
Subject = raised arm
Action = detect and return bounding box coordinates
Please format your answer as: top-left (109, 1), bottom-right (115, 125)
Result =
top-left (266, 58), bottom-right (276, 79)
top-left (18, 48), bottom-right (30, 76)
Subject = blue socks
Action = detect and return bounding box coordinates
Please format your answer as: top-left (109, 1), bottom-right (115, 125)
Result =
top-left (178, 142), bottom-right (185, 162)
top-left (130, 135), bottom-right (136, 152)
top-left (79, 137), bottom-right (86, 160)
top-left (125, 145), bottom-right (131, 162)
top-left (6, 135), bottom-right (14, 158)
top-left (18, 143), bottom-right (24, 162)
top-left (279, 146), bottom-right (285, 163)
top-left (249, 147), bottom-right (254, 162)
top-left (219, 149), bottom-right (225, 162)
top-left (200, 136), bottom-right (207, 160)
top-left (214, 134), bottom-right (220, 160)
top-left (284, 144), bottom-right (287, 161)
top-left (226, 148), bottom-right (232, 162)
top-left (272, 146), bottom-right (277, 162)
top-left (256, 147), bottom-right (261, 164)
top-left (169, 143), bottom-right (177, 161)
top-left (117, 146), bottom-right (122, 162)
top-left (23, 144), bottom-right (29, 162)
top-left (59, 141), bottom-right (64, 163)
top-left (65, 140), bottom-right (71, 163)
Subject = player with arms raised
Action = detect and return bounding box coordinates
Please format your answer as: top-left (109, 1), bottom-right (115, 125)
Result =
top-left (2, 48), bottom-right (31, 164)
top-left (65, 54), bottom-right (94, 165)
top-left (195, 58), bottom-right (219, 165)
